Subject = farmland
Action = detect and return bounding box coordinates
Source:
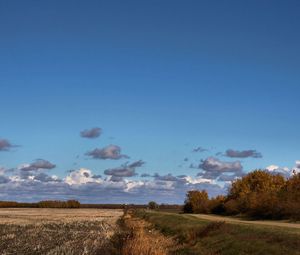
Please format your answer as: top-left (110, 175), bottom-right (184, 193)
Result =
top-left (0, 208), bottom-right (123, 255)
top-left (1, 208), bottom-right (300, 255)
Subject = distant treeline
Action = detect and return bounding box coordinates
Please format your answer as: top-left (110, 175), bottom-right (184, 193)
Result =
top-left (183, 170), bottom-right (300, 220)
top-left (0, 200), bottom-right (80, 208)
top-left (0, 200), bottom-right (181, 210)
top-left (78, 203), bottom-right (181, 210)
top-left (80, 204), bottom-right (145, 209)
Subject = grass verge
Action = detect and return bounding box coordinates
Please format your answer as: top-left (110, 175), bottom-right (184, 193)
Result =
top-left (135, 210), bottom-right (300, 255)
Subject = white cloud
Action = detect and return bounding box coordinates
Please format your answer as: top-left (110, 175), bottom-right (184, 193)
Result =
top-left (65, 168), bottom-right (102, 185)
top-left (183, 175), bottom-right (214, 185)
top-left (292, 160), bottom-right (300, 174)
top-left (266, 165), bottom-right (289, 172)
top-left (0, 167), bottom-right (5, 175)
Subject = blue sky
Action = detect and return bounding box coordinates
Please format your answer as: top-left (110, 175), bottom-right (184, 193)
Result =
top-left (0, 0), bottom-right (300, 203)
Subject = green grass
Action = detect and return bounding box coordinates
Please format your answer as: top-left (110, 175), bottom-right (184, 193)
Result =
top-left (135, 210), bottom-right (300, 255)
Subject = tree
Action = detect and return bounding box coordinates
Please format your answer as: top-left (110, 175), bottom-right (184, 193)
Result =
top-left (148, 201), bottom-right (159, 210)
top-left (209, 195), bottom-right (226, 214)
top-left (182, 170), bottom-right (299, 220)
top-left (227, 170), bottom-right (285, 218)
top-left (281, 172), bottom-right (300, 220)
top-left (183, 190), bottom-right (210, 213)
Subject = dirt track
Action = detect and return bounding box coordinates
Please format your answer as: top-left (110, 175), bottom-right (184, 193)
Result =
top-left (191, 214), bottom-right (300, 230)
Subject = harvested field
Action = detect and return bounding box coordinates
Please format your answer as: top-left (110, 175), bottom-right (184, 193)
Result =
top-left (0, 208), bottom-right (123, 255)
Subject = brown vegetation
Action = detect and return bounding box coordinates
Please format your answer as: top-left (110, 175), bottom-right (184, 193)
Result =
top-left (184, 170), bottom-right (300, 220)
top-left (120, 211), bottom-right (176, 255)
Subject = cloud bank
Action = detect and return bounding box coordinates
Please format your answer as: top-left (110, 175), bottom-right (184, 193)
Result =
top-left (0, 167), bottom-right (225, 204)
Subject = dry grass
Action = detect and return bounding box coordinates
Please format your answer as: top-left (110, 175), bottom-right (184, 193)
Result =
top-left (0, 208), bottom-right (123, 255)
top-left (121, 213), bottom-right (176, 255)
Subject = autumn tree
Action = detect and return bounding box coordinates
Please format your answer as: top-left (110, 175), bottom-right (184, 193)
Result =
top-left (227, 170), bottom-right (285, 218)
top-left (183, 190), bottom-right (210, 213)
top-left (182, 170), bottom-right (299, 220)
top-left (280, 172), bottom-right (300, 220)
top-left (209, 195), bottom-right (226, 214)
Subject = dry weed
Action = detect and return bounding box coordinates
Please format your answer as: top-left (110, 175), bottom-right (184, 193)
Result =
top-left (121, 214), bottom-right (175, 255)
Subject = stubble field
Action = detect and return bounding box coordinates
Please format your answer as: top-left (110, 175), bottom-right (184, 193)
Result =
top-left (0, 208), bottom-right (123, 255)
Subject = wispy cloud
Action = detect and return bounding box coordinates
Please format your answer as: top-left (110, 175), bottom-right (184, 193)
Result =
top-left (80, 127), bottom-right (102, 139)
top-left (192, 146), bottom-right (208, 153)
top-left (141, 173), bottom-right (151, 177)
top-left (104, 160), bottom-right (145, 178)
top-left (0, 139), bottom-right (16, 151)
top-left (19, 159), bottom-right (56, 171)
top-left (225, 149), bottom-right (262, 158)
top-left (153, 173), bottom-right (179, 182)
top-left (86, 145), bottom-right (128, 160)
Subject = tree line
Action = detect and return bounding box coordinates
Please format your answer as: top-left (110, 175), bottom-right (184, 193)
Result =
top-left (0, 200), bottom-right (80, 208)
top-left (0, 200), bottom-right (181, 210)
top-left (183, 170), bottom-right (300, 220)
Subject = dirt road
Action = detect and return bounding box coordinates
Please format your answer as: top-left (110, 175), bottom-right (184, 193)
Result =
top-left (190, 214), bottom-right (300, 230)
